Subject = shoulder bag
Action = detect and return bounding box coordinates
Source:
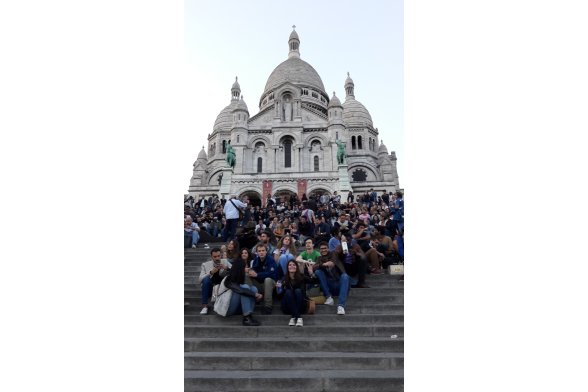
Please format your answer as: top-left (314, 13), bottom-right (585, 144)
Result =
top-left (213, 277), bottom-right (233, 316)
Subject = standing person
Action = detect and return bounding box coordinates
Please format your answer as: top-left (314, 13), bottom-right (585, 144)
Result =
top-left (300, 201), bottom-right (316, 236)
top-left (347, 191), bottom-right (354, 204)
top-left (392, 191), bottom-right (404, 232)
top-left (198, 247), bottom-right (232, 314)
top-left (313, 242), bottom-right (351, 315)
top-left (223, 249), bottom-right (263, 326)
top-left (223, 195), bottom-right (247, 242)
top-left (277, 260), bottom-right (314, 327)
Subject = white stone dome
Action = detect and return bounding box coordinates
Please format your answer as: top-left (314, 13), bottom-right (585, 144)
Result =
top-left (328, 92), bottom-right (342, 108)
top-left (263, 57), bottom-right (326, 96)
top-left (343, 98), bottom-right (373, 126)
top-left (213, 101), bottom-right (237, 131)
top-left (197, 146), bottom-right (207, 159)
top-left (234, 97), bottom-right (249, 113)
top-left (378, 141), bottom-right (389, 154)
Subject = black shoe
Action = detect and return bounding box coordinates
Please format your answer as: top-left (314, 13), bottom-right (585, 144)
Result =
top-left (261, 306), bottom-right (273, 315)
top-left (242, 315), bottom-right (261, 326)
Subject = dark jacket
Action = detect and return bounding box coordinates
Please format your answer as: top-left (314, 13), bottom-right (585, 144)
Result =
top-left (250, 254), bottom-right (280, 282)
top-left (224, 259), bottom-right (256, 297)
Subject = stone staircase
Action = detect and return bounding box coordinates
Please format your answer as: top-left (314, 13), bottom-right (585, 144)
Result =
top-left (184, 247), bottom-right (404, 392)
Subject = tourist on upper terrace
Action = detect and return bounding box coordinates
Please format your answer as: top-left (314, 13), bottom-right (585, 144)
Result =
top-left (313, 242), bottom-right (350, 315)
top-left (247, 242), bottom-right (280, 314)
top-left (222, 195), bottom-right (248, 242)
top-left (198, 247), bottom-right (232, 315)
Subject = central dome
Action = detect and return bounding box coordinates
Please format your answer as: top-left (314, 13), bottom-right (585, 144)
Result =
top-left (263, 57), bottom-right (325, 96)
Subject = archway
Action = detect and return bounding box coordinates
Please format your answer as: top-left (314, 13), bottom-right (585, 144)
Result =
top-left (239, 190), bottom-right (262, 207)
top-left (273, 189), bottom-right (298, 205)
top-left (308, 188), bottom-right (331, 200)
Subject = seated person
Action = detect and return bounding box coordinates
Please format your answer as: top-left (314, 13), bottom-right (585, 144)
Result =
top-left (276, 260), bottom-right (315, 327)
top-left (251, 230), bottom-right (275, 256)
top-left (296, 238), bottom-right (320, 272)
top-left (223, 249), bottom-right (262, 326)
top-left (246, 243), bottom-right (280, 314)
top-left (184, 216), bottom-right (200, 248)
top-left (198, 247), bottom-right (232, 314)
top-left (333, 236), bottom-right (369, 288)
top-left (274, 235), bottom-right (298, 276)
top-left (313, 242), bottom-right (351, 315)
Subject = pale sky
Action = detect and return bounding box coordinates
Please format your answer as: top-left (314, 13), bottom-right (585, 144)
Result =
top-left (183, 0), bottom-right (403, 189)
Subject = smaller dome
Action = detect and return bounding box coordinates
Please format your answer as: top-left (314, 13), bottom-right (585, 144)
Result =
top-left (289, 29), bottom-right (299, 41)
top-left (345, 72), bottom-right (354, 87)
top-left (343, 98), bottom-right (373, 126)
top-left (328, 91), bottom-right (342, 108)
top-left (234, 96), bottom-right (249, 113)
top-left (232, 76), bottom-right (240, 90)
top-left (197, 146), bottom-right (207, 159)
top-left (213, 101), bottom-right (237, 131)
top-left (378, 141), bottom-right (388, 154)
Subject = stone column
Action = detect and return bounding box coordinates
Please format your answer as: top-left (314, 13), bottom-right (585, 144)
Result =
top-left (337, 164), bottom-right (351, 202)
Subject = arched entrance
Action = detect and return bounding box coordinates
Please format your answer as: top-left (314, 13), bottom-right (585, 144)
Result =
top-left (273, 189), bottom-right (297, 205)
top-left (239, 190), bottom-right (262, 207)
top-left (308, 188), bottom-right (331, 200)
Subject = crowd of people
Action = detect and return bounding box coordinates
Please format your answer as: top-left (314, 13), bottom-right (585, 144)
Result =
top-left (184, 189), bottom-right (404, 327)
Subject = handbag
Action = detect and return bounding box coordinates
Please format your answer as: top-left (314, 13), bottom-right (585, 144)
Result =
top-left (387, 263), bottom-right (404, 275)
top-left (229, 199), bottom-right (244, 220)
top-left (309, 295), bottom-right (326, 305)
top-left (213, 277), bottom-right (233, 316)
top-left (305, 297), bottom-right (316, 314)
top-left (211, 284), bottom-right (221, 303)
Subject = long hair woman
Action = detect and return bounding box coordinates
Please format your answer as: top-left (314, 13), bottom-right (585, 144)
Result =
top-left (274, 235), bottom-right (298, 276)
top-left (277, 259), bottom-right (314, 327)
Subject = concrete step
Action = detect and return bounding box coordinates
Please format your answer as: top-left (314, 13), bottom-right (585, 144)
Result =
top-left (185, 303), bottom-right (403, 315)
top-left (184, 286), bottom-right (404, 295)
top-left (184, 313), bottom-right (404, 325)
top-left (184, 324), bottom-right (404, 338)
top-left (184, 276), bottom-right (403, 286)
top-left (184, 294), bottom-right (404, 305)
top-left (184, 337), bottom-right (403, 353)
top-left (184, 369), bottom-right (404, 392)
top-left (184, 351), bottom-right (404, 370)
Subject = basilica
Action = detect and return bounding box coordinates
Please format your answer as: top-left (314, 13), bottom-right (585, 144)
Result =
top-left (188, 28), bottom-right (400, 206)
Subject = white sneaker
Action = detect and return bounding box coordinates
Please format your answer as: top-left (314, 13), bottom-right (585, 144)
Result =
top-left (288, 317), bottom-right (296, 326)
top-left (324, 296), bottom-right (334, 306)
top-left (337, 306), bottom-right (345, 315)
top-left (200, 307), bottom-right (208, 315)
top-left (192, 244), bottom-right (197, 249)
top-left (204, 244), bottom-right (210, 249)
top-left (296, 318), bottom-right (303, 327)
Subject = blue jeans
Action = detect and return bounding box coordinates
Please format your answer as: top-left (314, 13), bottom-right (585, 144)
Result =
top-left (281, 288), bottom-right (305, 318)
top-left (200, 275), bottom-right (213, 305)
top-left (222, 218), bottom-right (239, 242)
top-left (278, 253), bottom-right (295, 276)
top-left (314, 269), bottom-right (350, 307)
top-left (227, 284), bottom-right (258, 316)
top-left (185, 230), bottom-right (199, 247)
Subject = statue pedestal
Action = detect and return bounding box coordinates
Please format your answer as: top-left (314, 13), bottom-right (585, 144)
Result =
top-left (338, 164), bottom-right (351, 202)
top-left (219, 167), bottom-right (233, 197)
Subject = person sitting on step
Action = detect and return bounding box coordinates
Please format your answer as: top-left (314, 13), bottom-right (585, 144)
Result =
top-left (184, 216), bottom-right (200, 248)
top-left (333, 235), bottom-right (370, 288)
top-left (198, 247), bottom-right (232, 315)
top-left (251, 230), bottom-right (275, 256)
top-left (274, 234), bottom-right (298, 276)
top-left (295, 238), bottom-right (320, 273)
top-left (313, 241), bottom-right (351, 315)
top-left (223, 247), bottom-right (262, 326)
top-left (277, 259), bottom-right (315, 327)
top-left (246, 242), bottom-right (280, 314)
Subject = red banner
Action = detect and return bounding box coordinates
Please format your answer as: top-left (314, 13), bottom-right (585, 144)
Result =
top-left (262, 180), bottom-right (273, 208)
top-left (297, 179), bottom-right (307, 200)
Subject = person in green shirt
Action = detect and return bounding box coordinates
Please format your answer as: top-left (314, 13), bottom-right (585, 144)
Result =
top-left (296, 238), bottom-right (320, 272)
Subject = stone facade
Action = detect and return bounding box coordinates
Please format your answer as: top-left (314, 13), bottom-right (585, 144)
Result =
top-left (188, 28), bottom-right (400, 205)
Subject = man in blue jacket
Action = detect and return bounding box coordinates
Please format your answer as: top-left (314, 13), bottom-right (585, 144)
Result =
top-left (246, 243), bottom-right (280, 314)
